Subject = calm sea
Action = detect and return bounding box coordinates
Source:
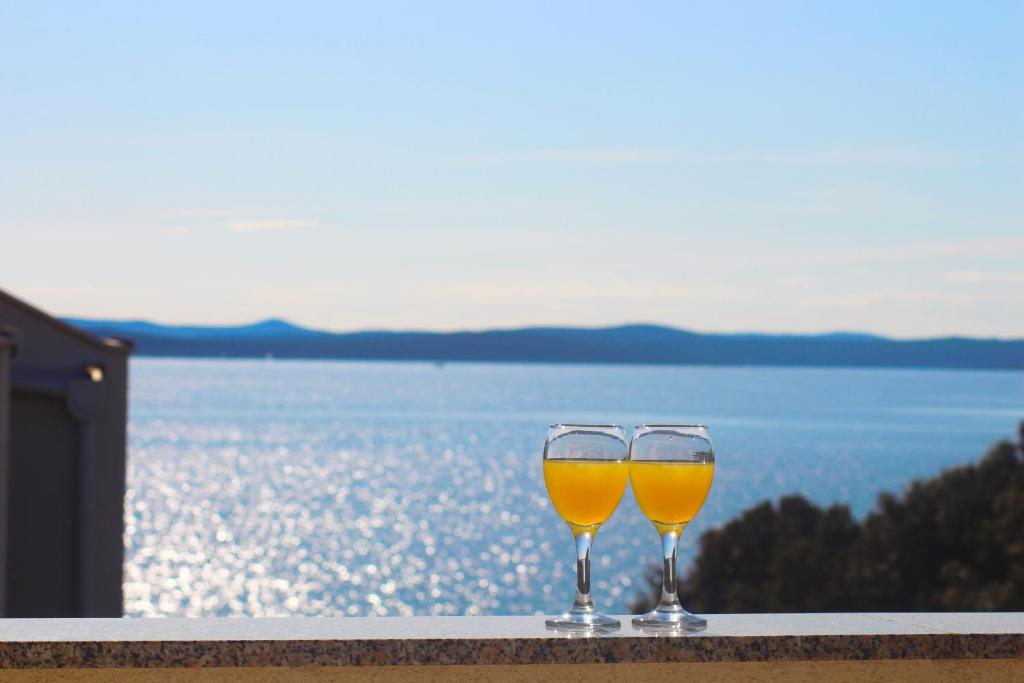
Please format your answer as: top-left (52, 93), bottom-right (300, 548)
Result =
top-left (124, 358), bottom-right (1024, 617)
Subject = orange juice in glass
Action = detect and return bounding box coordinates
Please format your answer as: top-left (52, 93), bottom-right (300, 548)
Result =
top-left (542, 424), bottom-right (629, 632)
top-left (629, 425), bottom-right (714, 632)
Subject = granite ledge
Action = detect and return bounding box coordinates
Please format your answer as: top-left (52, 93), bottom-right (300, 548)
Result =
top-left (0, 613), bottom-right (1020, 669)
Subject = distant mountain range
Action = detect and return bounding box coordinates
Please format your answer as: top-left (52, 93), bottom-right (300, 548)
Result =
top-left (62, 318), bottom-right (1024, 370)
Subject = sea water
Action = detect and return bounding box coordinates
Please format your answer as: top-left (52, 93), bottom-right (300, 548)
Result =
top-left (123, 358), bottom-right (1023, 617)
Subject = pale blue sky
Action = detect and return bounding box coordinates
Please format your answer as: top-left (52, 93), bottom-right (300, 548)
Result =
top-left (2, 1), bottom-right (1021, 337)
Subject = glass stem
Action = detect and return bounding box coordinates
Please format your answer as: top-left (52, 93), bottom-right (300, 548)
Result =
top-left (571, 531), bottom-right (594, 612)
top-left (658, 530), bottom-right (682, 611)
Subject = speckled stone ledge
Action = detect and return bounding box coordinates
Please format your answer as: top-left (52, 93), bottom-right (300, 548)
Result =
top-left (0, 614), bottom-right (1020, 669)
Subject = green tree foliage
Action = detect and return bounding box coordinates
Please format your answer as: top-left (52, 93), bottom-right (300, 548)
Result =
top-left (631, 426), bottom-right (1024, 614)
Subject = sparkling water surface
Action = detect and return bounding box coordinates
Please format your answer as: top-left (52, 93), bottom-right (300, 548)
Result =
top-left (124, 359), bottom-right (1024, 617)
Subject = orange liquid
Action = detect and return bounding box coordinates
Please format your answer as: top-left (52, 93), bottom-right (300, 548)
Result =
top-left (543, 459), bottom-right (629, 534)
top-left (630, 461), bottom-right (714, 534)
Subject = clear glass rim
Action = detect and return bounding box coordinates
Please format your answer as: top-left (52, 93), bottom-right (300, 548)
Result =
top-left (549, 423), bottom-right (623, 429)
top-left (634, 423), bottom-right (707, 429)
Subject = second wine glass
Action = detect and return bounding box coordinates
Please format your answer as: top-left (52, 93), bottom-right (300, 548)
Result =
top-left (629, 424), bottom-right (715, 631)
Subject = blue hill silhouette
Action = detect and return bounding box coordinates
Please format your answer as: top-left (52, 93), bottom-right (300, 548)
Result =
top-left (64, 318), bottom-right (1024, 370)
top-left (65, 317), bottom-right (320, 339)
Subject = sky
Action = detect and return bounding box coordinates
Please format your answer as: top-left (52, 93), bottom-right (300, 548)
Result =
top-left (1, 1), bottom-right (1022, 338)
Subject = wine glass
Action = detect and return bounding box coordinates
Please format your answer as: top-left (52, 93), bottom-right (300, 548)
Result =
top-left (629, 425), bottom-right (715, 631)
top-left (543, 424), bottom-right (629, 632)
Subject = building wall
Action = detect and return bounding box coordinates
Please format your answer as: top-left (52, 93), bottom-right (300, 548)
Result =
top-left (0, 338), bottom-right (11, 617)
top-left (6, 393), bottom-right (78, 616)
top-left (0, 292), bottom-right (130, 617)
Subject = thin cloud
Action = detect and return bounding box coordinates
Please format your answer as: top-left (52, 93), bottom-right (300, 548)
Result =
top-left (156, 226), bottom-right (193, 236)
top-left (226, 219), bottom-right (317, 234)
top-left (446, 144), bottom-right (962, 168)
top-left (704, 145), bottom-right (964, 168)
top-left (412, 279), bottom-right (753, 305)
top-left (450, 149), bottom-right (672, 165)
top-left (646, 236), bottom-right (1024, 271)
top-left (945, 269), bottom-right (1024, 285)
top-left (799, 287), bottom-right (1024, 310)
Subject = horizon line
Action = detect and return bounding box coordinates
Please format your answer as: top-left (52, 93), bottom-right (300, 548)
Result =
top-left (61, 315), bottom-right (1024, 343)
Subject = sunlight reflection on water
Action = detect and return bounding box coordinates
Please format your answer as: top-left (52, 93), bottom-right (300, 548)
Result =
top-left (123, 359), bottom-right (1022, 617)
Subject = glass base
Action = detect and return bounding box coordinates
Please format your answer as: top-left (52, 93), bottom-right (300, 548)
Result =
top-left (632, 606), bottom-right (706, 632)
top-left (546, 608), bottom-right (621, 633)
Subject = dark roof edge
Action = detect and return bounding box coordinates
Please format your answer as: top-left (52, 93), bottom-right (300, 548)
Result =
top-left (0, 288), bottom-right (133, 354)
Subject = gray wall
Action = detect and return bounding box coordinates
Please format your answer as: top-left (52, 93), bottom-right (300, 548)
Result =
top-left (0, 337), bottom-right (11, 617)
top-left (0, 291), bottom-right (130, 617)
top-left (7, 393), bottom-right (78, 616)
